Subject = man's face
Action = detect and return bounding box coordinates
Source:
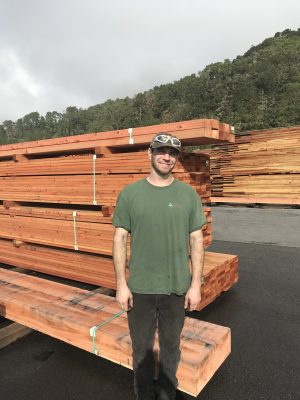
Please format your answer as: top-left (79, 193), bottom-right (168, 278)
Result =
top-left (149, 147), bottom-right (179, 177)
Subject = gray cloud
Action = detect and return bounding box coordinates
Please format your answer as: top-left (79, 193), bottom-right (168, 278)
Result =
top-left (0, 0), bottom-right (299, 123)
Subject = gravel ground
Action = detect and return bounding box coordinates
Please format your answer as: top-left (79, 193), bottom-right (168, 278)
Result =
top-left (0, 207), bottom-right (299, 400)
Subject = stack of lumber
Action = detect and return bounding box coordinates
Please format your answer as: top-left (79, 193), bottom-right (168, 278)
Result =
top-left (0, 267), bottom-right (231, 397)
top-left (204, 125), bottom-right (300, 204)
top-left (0, 156), bottom-right (212, 250)
top-left (0, 117), bottom-right (238, 300)
top-left (0, 118), bottom-right (233, 261)
top-left (0, 118), bottom-right (238, 395)
top-left (0, 238), bottom-right (237, 311)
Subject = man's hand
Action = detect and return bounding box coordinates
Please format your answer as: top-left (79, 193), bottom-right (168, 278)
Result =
top-left (184, 285), bottom-right (201, 311)
top-left (113, 227), bottom-right (132, 311)
top-left (187, 228), bottom-right (204, 311)
top-left (116, 284), bottom-right (133, 311)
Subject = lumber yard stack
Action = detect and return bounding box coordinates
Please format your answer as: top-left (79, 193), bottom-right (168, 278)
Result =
top-left (0, 268), bottom-right (231, 396)
top-left (205, 125), bottom-right (300, 204)
top-left (0, 118), bottom-right (236, 280)
top-left (0, 118), bottom-right (238, 397)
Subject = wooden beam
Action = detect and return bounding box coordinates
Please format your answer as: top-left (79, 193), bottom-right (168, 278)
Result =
top-left (0, 267), bottom-right (231, 397)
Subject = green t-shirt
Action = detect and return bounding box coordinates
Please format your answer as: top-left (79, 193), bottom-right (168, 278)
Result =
top-left (112, 178), bottom-right (206, 295)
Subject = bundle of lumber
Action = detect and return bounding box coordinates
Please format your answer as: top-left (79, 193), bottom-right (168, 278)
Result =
top-left (0, 267), bottom-right (231, 396)
top-left (0, 140), bottom-right (212, 205)
top-left (0, 118), bottom-right (234, 159)
top-left (204, 125), bottom-right (300, 203)
top-left (0, 238), bottom-right (237, 311)
top-left (0, 150), bottom-right (210, 176)
top-left (0, 204), bottom-right (211, 253)
top-left (0, 171), bottom-right (211, 205)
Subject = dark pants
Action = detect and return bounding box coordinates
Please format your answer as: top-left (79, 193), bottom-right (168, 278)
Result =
top-left (127, 293), bottom-right (185, 400)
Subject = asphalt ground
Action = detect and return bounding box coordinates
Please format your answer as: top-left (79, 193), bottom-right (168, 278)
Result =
top-left (0, 207), bottom-right (300, 400)
top-left (211, 205), bottom-right (300, 247)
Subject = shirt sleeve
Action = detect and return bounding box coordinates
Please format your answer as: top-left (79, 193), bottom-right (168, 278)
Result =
top-left (189, 189), bottom-right (207, 233)
top-left (112, 191), bottom-right (131, 232)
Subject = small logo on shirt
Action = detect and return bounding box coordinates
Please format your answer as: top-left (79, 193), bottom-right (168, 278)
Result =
top-left (167, 202), bottom-right (182, 209)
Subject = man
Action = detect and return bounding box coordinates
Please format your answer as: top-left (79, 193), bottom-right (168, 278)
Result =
top-left (112, 133), bottom-right (206, 400)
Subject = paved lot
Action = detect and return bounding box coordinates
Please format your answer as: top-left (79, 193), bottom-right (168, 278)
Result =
top-left (1, 207), bottom-right (299, 400)
top-left (211, 206), bottom-right (300, 247)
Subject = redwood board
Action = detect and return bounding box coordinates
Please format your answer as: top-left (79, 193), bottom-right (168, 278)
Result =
top-left (0, 267), bottom-right (231, 397)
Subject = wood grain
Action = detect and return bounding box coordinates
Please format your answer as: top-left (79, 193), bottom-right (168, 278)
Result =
top-left (0, 267), bottom-right (231, 396)
top-left (204, 126), bottom-right (300, 201)
top-left (0, 239), bottom-right (237, 310)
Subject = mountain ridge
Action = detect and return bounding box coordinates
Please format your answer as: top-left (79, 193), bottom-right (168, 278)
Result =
top-left (1, 28), bottom-right (299, 144)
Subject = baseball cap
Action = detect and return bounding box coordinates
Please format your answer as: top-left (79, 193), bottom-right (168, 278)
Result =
top-left (150, 133), bottom-right (181, 152)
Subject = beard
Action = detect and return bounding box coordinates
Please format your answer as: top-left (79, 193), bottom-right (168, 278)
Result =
top-left (151, 157), bottom-right (175, 178)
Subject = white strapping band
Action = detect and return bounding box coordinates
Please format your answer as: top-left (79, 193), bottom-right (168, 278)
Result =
top-left (72, 210), bottom-right (79, 251)
top-left (92, 154), bottom-right (97, 205)
top-left (128, 128), bottom-right (134, 144)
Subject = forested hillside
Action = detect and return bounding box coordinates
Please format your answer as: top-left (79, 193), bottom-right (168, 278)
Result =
top-left (1, 28), bottom-right (299, 145)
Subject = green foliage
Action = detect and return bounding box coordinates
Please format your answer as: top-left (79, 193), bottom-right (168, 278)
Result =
top-left (1, 28), bottom-right (300, 145)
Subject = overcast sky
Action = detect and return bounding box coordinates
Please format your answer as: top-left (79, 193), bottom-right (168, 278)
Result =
top-left (0, 0), bottom-right (299, 123)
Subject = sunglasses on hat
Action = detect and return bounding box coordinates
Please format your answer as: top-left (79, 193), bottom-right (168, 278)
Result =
top-left (152, 134), bottom-right (181, 148)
